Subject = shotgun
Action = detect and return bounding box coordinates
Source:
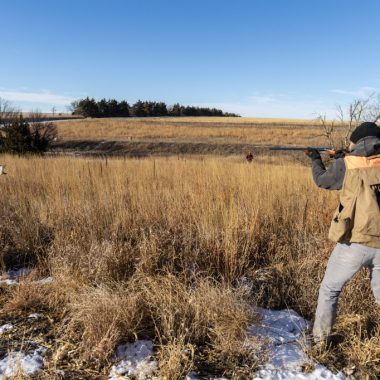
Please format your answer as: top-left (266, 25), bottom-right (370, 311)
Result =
top-left (270, 147), bottom-right (330, 152)
top-left (269, 146), bottom-right (345, 158)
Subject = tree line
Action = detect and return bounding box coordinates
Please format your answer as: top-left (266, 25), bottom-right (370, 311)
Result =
top-left (70, 98), bottom-right (240, 118)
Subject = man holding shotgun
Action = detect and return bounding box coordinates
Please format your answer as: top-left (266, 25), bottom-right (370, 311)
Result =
top-left (305, 122), bottom-right (380, 342)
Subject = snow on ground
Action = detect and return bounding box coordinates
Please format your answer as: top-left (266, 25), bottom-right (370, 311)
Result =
top-left (108, 340), bottom-right (158, 380)
top-left (0, 346), bottom-right (46, 379)
top-left (249, 308), bottom-right (346, 380)
top-left (0, 268), bottom-right (32, 286)
top-left (35, 276), bottom-right (54, 285)
top-left (0, 324), bottom-right (14, 334)
top-left (107, 308), bottom-right (347, 380)
top-left (0, 301), bottom-right (347, 379)
top-left (0, 268), bottom-right (53, 286)
top-left (27, 313), bottom-right (43, 320)
top-left (254, 365), bottom-right (348, 380)
top-left (186, 373), bottom-right (200, 380)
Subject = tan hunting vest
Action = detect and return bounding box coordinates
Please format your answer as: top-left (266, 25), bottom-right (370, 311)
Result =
top-left (329, 154), bottom-right (380, 248)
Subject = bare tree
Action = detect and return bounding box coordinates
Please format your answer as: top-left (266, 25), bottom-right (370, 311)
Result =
top-left (28, 109), bottom-right (58, 151)
top-left (365, 93), bottom-right (380, 123)
top-left (0, 98), bottom-right (20, 127)
top-left (67, 100), bottom-right (79, 114)
top-left (316, 93), bottom-right (380, 149)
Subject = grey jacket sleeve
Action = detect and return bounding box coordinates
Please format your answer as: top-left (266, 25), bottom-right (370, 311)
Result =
top-left (311, 157), bottom-right (346, 190)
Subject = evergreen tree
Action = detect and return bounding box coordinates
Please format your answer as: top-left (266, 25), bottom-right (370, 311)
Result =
top-left (3, 117), bottom-right (32, 154)
top-left (132, 100), bottom-right (147, 117)
top-left (70, 97), bottom-right (239, 118)
top-left (98, 98), bottom-right (110, 117)
top-left (77, 97), bottom-right (99, 117)
top-left (153, 102), bottom-right (168, 116)
top-left (169, 103), bottom-right (181, 116)
top-left (108, 99), bottom-right (119, 116)
top-left (0, 115), bottom-right (57, 154)
top-left (118, 100), bottom-right (130, 117)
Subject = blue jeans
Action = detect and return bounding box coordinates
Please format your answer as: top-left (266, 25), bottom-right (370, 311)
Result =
top-left (313, 243), bottom-right (380, 340)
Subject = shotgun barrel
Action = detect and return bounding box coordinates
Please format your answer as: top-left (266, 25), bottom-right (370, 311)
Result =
top-left (269, 147), bottom-right (330, 152)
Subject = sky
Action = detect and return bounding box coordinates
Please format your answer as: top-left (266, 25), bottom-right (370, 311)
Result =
top-left (1, 0), bottom-right (380, 118)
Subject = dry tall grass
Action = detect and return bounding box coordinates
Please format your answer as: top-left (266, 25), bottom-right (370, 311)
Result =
top-left (0, 154), bottom-right (379, 378)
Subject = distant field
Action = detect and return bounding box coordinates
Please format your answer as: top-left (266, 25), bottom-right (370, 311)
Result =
top-left (22, 112), bottom-right (81, 121)
top-left (54, 117), bottom-right (336, 156)
top-left (58, 116), bottom-right (324, 129)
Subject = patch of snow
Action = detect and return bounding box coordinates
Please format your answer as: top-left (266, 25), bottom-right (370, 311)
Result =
top-left (254, 364), bottom-right (347, 380)
top-left (249, 308), bottom-right (346, 379)
top-left (249, 308), bottom-right (309, 346)
top-left (186, 373), bottom-right (200, 380)
top-left (0, 346), bottom-right (46, 378)
top-left (35, 276), bottom-right (54, 285)
top-left (28, 313), bottom-right (43, 320)
top-left (0, 268), bottom-right (53, 286)
top-left (0, 324), bottom-right (14, 334)
top-left (0, 268), bottom-right (32, 286)
top-left (55, 369), bottom-right (65, 376)
top-left (7, 268), bottom-right (32, 280)
top-left (108, 340), bottom-right (157, 380)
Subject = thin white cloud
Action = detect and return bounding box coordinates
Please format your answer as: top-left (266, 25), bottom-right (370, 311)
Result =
top-left (0, 90), bottom-right (75, 106)
top-left (330, 86), bottom-right (378, 97)
top-left (196, 93), bottom-right (336, 119)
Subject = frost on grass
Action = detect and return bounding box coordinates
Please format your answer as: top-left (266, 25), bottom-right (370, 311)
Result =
top-left (0, 346), bottom-right (46, 378)
top-left (108, 340), bottom-right (158, 380)
top-left (249, 308), bottom-right (346, 380)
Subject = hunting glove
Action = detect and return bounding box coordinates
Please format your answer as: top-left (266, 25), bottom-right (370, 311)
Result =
top-left (306, 148), bottom-right (321, 160)
top-left (333, 149), bottom-right (347, 159)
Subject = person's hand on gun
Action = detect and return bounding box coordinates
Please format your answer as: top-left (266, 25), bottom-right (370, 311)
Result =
top-left (330, 149), bottom-right (346, 159)
top-left (305, 148), bottom-right (321, 160)
top-left (305, 148), bottom-right (347, 160)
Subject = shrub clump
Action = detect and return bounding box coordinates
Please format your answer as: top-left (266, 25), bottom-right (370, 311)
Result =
top-left (0, 116), bottom-right (57, 154)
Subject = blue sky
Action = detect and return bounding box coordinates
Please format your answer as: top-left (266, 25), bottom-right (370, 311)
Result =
top-left (1, 0), bottom-right (379, 118)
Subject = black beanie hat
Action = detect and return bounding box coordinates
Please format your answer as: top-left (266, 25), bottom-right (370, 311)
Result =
top-left (350, 122), bottom-right (380, 143)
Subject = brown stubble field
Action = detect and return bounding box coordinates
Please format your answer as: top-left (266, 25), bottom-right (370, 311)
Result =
top-left (0, 117), bottom-right (379, 378)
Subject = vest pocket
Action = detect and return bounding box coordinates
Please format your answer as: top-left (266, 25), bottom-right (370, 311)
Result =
top-left (355, 177), bottom-right (380, 236)
top-left (328, 203), bottom-right (353, 243)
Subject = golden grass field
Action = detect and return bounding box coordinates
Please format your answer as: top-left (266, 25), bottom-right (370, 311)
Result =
top-left (55, 117), bottom-right (330, 147)
top-left (0, 118), bottom-right (379, 378)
